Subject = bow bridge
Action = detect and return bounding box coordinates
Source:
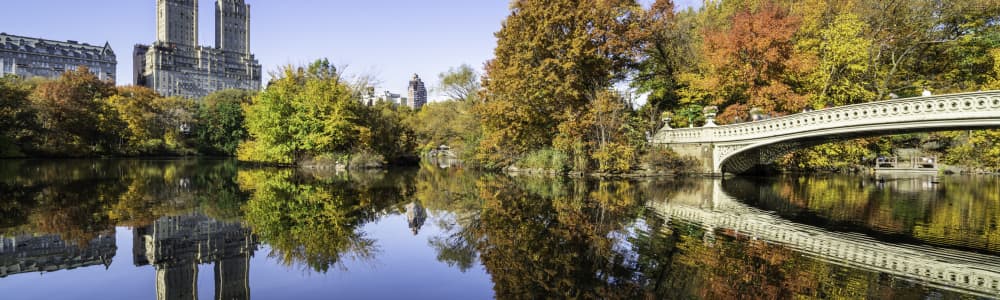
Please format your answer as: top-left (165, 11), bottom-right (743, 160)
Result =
top-left (652, 91), bottom-right (1000, 174)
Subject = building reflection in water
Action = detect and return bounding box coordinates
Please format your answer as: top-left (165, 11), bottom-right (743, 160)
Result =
top-left (133, 214), bottom-right (258, 300)
top-left (406, 201), bottom-right (427, 235)
top-left (0, 233), bottom-right (116, 278)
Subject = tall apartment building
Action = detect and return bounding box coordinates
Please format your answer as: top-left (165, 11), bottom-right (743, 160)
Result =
top-left (407, 74), bottom-right (427, 110)
top-left (135, 0), bottom-right (262, 99)
top-left (0, 33), bottom-right (116, 82)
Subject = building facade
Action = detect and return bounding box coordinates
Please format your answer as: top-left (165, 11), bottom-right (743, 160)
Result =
top-left (135, 0), bottom-right (262, 99)
top-left (407, 74), bottom-right (427, 110)
top-left (381, 91), bottom-right (402, 106)
top-left (0, 33), bottom-right (116, 82)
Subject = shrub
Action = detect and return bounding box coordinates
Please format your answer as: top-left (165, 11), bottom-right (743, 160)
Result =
top-left (515, 148), bottom-right (570, 172)
top-left (348, 151), bottom-right (386, 170)
top-left (593, 142), bottom-right (637, 173)
top-left (641, 146), bottom-right (694, 173)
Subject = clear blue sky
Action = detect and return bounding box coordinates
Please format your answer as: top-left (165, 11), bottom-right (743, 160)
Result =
top-left (0, 0), bottom-right (700, 98)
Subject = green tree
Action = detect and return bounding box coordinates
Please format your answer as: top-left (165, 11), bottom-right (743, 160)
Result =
top-left (240, 59), bottom-right (363, 164)
top-left (855, 0), bottom-right (999, 97)
top-left (633, 0), bottom-right (696, 128)
top-left (196, 89), bottom-right (254, 156)
top-left (437, 64), bottom-right (480, 102)
top-left (805, 12), bottom-right (874, 106)
top-left (240, 59), bottom-right (413, 166)
top-left (152, 96), bottom-right (198, 154)
top-left (0, 75), bottom-right (38, 157)
top-left (357, 100), bottom-right (416, 163)
top-left (407, 99), bottom-right (480, 158)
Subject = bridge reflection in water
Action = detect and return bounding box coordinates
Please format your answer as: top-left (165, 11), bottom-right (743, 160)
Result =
top-left (648, 179), bottom-right (1000, 298)
top-left (133, 214), bottom-right (258, 300)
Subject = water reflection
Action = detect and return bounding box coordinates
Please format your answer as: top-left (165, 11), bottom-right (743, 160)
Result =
top-left (133, 214), bottom-right (256, 300)
top-left (652, 179), bottom-right (1000, 298)
top-left (1, 233), bottom-right (115, 278)
top-left (238, 168), bottom-right (413, 273)
top-left (0, 159), bottom-right (997, 299)
top-left (724, 175), bottom-right (1000, 254)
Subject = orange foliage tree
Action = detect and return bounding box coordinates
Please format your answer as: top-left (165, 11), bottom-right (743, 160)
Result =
top-left (701, 2), bottom-right (810, 123)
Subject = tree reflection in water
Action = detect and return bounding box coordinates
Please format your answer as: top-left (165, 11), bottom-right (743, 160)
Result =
top-left (410, 168), bottom-right (988, 299)
top-left (726, 175), bottom-right (1000, 254)
top-left (239, 168), bottom-right (414, 273)
top-left (0, 159), bottom-right (245, 246)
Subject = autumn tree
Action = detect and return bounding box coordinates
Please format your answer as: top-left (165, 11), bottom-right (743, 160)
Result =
top-left (477, 0), bottom-right (643, 168)
top-left (702, 2), bottom-right (808, 122)
top-left (587, 91), bottom-right (643, 173)
top-left (106, 86), bottom-right (164, 154)
top-left (29, 67), bottom-right (120, 155)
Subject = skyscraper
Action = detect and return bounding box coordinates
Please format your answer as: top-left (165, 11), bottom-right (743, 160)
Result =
top-left (216, 0), bottom-right (250, 54)
top-left (407, 74), bottom-right (427, 110)
top-left (135, 0), bottom-right (261, 99)
top-left (156, 0), bottom-right (198, 47)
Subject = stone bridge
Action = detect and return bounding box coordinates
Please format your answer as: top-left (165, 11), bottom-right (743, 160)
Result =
top-left (651, 91), bottom-right (1000, 174)
top-left (647, 180), bottom-right (1000, 298)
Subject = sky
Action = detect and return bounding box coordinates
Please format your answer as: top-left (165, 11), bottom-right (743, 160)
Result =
top-left (0, 0), bottom-right (701, 99)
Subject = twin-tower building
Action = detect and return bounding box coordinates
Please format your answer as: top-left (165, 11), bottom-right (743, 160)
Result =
top-left (134, 0), bottom-right (262, 99)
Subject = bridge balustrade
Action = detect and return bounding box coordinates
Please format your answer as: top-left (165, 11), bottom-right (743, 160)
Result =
top-left (654, 91), bottom-right (1000, 144)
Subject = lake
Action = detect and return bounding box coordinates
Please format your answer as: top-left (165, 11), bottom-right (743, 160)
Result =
top-left (0, 159), bottom-right (998, 299)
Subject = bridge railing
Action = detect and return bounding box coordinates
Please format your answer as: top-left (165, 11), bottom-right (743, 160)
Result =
top-left (653, 91), bottom-right (1000, 144)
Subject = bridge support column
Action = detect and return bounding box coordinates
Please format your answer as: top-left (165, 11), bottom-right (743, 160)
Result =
top-left (666, 143), bottom-right (722, 176)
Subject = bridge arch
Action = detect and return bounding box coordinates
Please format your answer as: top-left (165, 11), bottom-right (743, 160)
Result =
top-left (652, 91), bottom-right (1000, 174)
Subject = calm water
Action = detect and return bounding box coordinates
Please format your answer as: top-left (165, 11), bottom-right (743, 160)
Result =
top-left (1, 159), bottom-right (998, 299)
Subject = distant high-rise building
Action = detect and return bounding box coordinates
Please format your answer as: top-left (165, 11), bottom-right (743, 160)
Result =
top-left (382, 91), bottom-right (402, 106)
top-left (407, 74), bottom-right (427, 110)
top-left (0, 33), bottom-right (116, 82)
top-left (136, 0), bottom-right (261, 99)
